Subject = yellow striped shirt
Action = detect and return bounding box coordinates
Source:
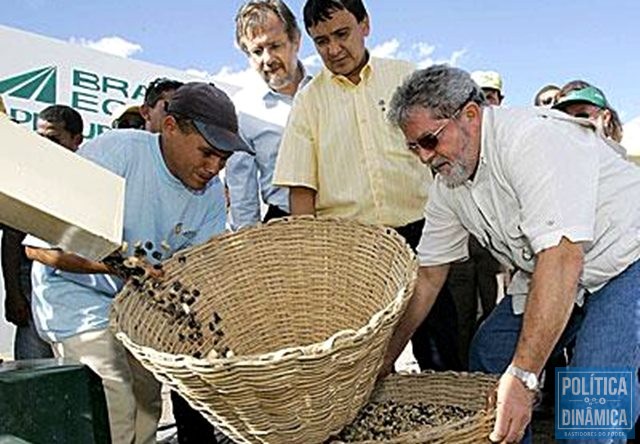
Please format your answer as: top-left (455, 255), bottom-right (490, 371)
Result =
top-left (273, 57), bottom-right (431, 227)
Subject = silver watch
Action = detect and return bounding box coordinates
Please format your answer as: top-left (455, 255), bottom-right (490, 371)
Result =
top-left (506, 364), bottom-right (540, 391)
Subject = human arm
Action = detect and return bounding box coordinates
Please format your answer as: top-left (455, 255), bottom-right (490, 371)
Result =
top-left (226, 151), bottom-right (260, 230)
top-left (490, 237), bottom-right (583, 443)
top-left (289, 186), bottom-right (316, 216)
top-left (25, 247), bottom-right (113, 274)
top-left (1, 228), bottom-right (30, 326)
top-left (380, 264), bottom-right (450, 376)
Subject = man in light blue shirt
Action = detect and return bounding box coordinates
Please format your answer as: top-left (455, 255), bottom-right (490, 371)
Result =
top-left (226, 0), bottom-right (310, 230)
top-left (25, 82), bottom-right (251, 444)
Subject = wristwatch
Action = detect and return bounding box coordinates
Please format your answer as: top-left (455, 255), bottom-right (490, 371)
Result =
top-left (505, 364), bottom-right (540, 391)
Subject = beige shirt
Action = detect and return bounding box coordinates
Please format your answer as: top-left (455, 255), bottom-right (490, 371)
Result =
top-left (417, 107), bottom-right (640, 313)
top-left (273, 57), bottom-right (430, 227)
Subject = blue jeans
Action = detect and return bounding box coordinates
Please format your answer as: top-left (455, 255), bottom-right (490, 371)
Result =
top-left (14, 316), bottom-right (53, 360)
top-left (469, 259), bottom-right (640, 444)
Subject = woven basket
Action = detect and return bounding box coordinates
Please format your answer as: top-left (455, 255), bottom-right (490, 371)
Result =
top-left (110, 217), bottom-right (418, 444)
top-left (329, 371), bottom-right (498, 443)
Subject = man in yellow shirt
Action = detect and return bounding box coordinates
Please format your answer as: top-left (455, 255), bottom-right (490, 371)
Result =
top-left (273, 0), bottom-right (461, 371)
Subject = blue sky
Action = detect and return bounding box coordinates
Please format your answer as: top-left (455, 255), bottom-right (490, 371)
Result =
top-left (2, 0), bottom-right (639, 121)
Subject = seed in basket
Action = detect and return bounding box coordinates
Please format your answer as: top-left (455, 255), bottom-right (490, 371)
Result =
top-left (225, 349), bottom-right (234, 358)
top-left (123, 256), bottom-right (142, 269)
top-left (193, 351), bottom-right (202, 359)
top-left (206, 348), bottom-right (219, 360)
top-left (172, 281), bottom-right (182, 291)
top-left (178, 333), bottom-right (185, 342)
top-left (192, 289), bottom-right (200, 297)
top-left (152, 263), bottom-right (163, 271)
top-left (177, 255), bottom-right (187, 265)
top-left (214, 329), bottom-right (224, 337)
top-left (181, 303), bottom-right (191, 315)
top-left (212, 312), bottom-right (222, 324)
top-left (208, 322), bottom-right (216, 331)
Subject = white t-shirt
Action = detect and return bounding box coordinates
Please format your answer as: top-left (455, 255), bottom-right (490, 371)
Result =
top-left (418, 106), bottom-right (640, 313)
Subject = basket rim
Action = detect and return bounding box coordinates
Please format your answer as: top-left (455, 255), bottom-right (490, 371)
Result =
top-left (112, 216), bottom-right (418, 370)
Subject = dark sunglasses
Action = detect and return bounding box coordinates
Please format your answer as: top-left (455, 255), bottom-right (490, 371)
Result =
top-left (408, 92), bottom-right (474, 152)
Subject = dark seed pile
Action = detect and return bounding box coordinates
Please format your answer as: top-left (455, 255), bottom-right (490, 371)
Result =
top-left (334, 401), bottom-right (473, 442)
top-left (108, 240), bottom-right (228, 360)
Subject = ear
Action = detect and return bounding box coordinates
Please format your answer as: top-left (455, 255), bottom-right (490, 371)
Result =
top-left (292, 30), bottom-right (302, 53)
top-left (162, 114), bottom-right (178, 133)
top-left (139, 104), bottom-right (151, 121)
top-left (73, 134), bottom-right (83, 149)
top-left (601, 109), bottom-right (612, 126)
top-left (361, 15), bottom-right (371, 37)
top-left (463, 102), bottom-right (483, 132)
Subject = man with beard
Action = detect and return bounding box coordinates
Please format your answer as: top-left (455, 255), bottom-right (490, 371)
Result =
top-left (226, 0), bottom-right (310, 230)
top-left (383, 64), bottom-right (640, 444)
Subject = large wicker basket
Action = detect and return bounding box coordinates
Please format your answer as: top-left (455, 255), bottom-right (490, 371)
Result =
top-left (329, 371), bottom-right (498, 443)
top-left (110, 217), bottom-right (418, 444)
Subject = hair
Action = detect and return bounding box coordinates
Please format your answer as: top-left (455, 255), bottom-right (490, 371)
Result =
top-left (235, 0), bottom-right (300, 52)
top-left (388, 64), bottom-right (486, 129)
top-left (533, 83), bottom-right (560, 106)
top-left (166, 112), bottom-right (198, 134)
top-left (557, 80), bottom-right (623, 143)
top-left (303, 0), bottom-right (368, 31)
top-left (38, 105), bottom-right (83, 136)
top-left (144, 78), bottom-right (184, 107)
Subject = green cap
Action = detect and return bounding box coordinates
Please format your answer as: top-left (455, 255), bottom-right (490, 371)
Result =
top-left (553, 86), bottom-right (608, 111)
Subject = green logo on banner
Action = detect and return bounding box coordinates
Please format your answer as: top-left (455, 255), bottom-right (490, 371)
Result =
top-left (0, 66), bottom-right (57, 104)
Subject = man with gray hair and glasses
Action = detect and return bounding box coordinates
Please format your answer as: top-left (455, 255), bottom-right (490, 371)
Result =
top-left (381, 64), bottom-right (640, 444)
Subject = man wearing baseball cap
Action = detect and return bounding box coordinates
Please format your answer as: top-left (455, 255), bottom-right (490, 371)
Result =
top-left (25, 82), bottom-right (249, 444)
top-left (553, 81), bottom-right (624, 144)
top-left (471, 70), bottom-right (504, 106)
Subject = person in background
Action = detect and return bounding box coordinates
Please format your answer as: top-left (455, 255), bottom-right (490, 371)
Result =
top-left (383, 64), bottom-right (639, 444)
top-left (226, 0), bottom-right (310, 230)
top-left (140, 78), bottom-right (184, 133)
top-left (533, 83), bottom-right (560, 107)
top-left (553, 80), bottom-right (624, 143)
top-left (112, 104), bottom-right (145, 130)
top-left (471, 70), bottom-right (504, 106)
top-left (2, 105), bottom-right (83, 360)
top-left (24, 83), bottom-right (251, 444)
top-left (274, 0), bottom-right (461, 371)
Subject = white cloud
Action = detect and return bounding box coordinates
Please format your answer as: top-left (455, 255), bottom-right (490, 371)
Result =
top-left (371, 39), bottom-right (401, 59)
top-left (184, 68), bottom-right (210, 79)
top-left (301, 53), bottom-right (322, 69)
top-left (70, 36), bottom-right (142, 58)
top-left (210, 65), bottom-right (267, 96)
top-left (368, 38), bottom-right (466, 68)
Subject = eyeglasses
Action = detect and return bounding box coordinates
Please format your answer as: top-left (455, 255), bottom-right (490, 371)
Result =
top-left (407, 92), bottom-right (474, 152)
top-left (540, 96), bottom-right (556, 106)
